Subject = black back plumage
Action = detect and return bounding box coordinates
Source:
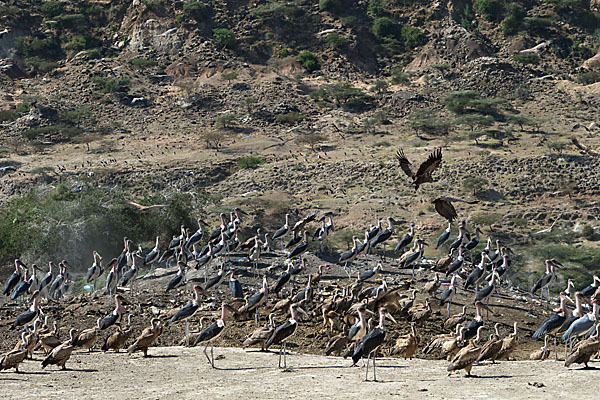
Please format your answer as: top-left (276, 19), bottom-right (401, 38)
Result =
top-left (272, 271), bottom-right (291, 294)
top-left (3, 269), bottom-right (21, 296)
top-left (463, 318), bottom-right (483, 340)
top-left (168, 301), bottom-right (198, 326)
top-left (99, 312), bottom-right (120, 330)
top-left (229, 276), bottom-right (243, 298)
top-left (193, 320), bottom-right (224, 346)
top-left (265, 319), bottom-right (297, 349)
top-left (166, 274), bottom-right (184, 292)
top-left (351, 328), bottom-right (385, 365)
top-left (13, 309), bottom-right (37, 327)
top-left (532, 312), bottom-right (566, 340)
top-left (10, 280), bottom-right (31, 300)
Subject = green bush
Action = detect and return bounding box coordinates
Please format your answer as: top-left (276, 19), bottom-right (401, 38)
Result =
top-left (513, 53), bottom-right (540, 64)
top-left (129, 57), bottom-right (158, 69)
top-left (237, 156), bottom-right (265, 169)
top-left (15, 36), bottom-right (61, 59)
top-left (65, 35), bottom-right (88, 51)
top-left (40, 1), bottom-right (64, 17)
top-left (577, 71), bottom-right (600, 85)
top-left (58, 14), bottom-right (89, 31)
top-left (523, 17), bottom-right (553, 33)
top-left (250, 2), bottom-right (303, 23)
top-left (59, 105), bottom-right (92, 124)
top-left (408, 109), bottom-right (453, 136)
top-left (323, 33), bottom-right (349, 50)
top-left (501, 15), bottom-right (520, 35)
top-left (310, 83), bottom-right (370, 112)
top-left (582, 224), bottom-right (595, 240)
top-left (143, 0), bottom-right (164, 13)
top-left (183, 1), bottom-right (210, 21)
top-left (367, 0), bottom-right (387, 18)
top-left (278, 48), bottom-right (290, 57)
top-left (91, 77), bottom-right (130, 93)
top-left (213, 28), bottom-right (236, 49)
top-left (473, 0), bottom-right (503, 21)
top-left (276, 112), bottom-right (306, 124)
top-left (463, 176), bottom-right (489, 194)
top-left (372, 17), bottom-right (399, 41)
top-left (297, 50), bottom-right (321, 72)
top-left (401, 26), bottom-right (427, 49)
top-left (319, 0), bottom-right (346, 13)
top-left (0, 110), bottom-right (19, 123)
top-left (23, 58), bottom-right (59, 75)
top-left (390, 66), bottom-right (408, 84)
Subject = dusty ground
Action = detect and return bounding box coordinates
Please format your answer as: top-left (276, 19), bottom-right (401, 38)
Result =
top-left (1, 346), bottom-right (598, 399)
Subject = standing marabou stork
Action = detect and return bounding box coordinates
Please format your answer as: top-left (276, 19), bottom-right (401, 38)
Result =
top-left (48, 262), bottom-right (66, 299)
top-left (286, 231), bottom-right (310, 260)
top-left (193, 302), bottom-right (236, 368)
top-left (120, 254), bottom-right (140, 293)
top-left (99, 294), bottom-right (126, 330)
top-left (238, 276), bottom-right (269, 324)
top-left (38, 261), bottom-right (55, 294)
top-left (10, 267), bottom-right (33, 302)
top-left (265, 303), bottom-right (307, 369)
top-left (228, 270), bottom-right (243, 298)
top-left (272, 263), bottom-right (292, 296)
top-left (464, 253), bottom-right (488, 294)
top-left (448, 222), bottom-right (467, 254)
top-left (403, 238), bottom-right (426, 279)
top-left (531, 259), bottom-right (562, 305)
top-left (165, 261), bottom-right (186, 299)
top-left (86, 251), bottom-right (103, 290)
top-left (355, 230), bottom-right (371, 261)
top-left (313, 214), bottom-right (334, 253)
top-left (581, 275), bottom-right (600, 298)
top-left (105, 261), bottom-right (119, 296)
top-left (475, 268), bottom-right (500, 311)
top-left (464, 227), bottom-right (482, 255)
top-left (248, 236), bottom-right (262, 278)
top-left (446, 246), bottom-right (465, 277)
top-left (3, 259), bottom-right (23, 297)
top-left (204, 264), bottom-right (226, 299)
top-left (338, 235), bottom-right (359, 277)
top-left (369, 217), bottom-right (396, 257)
top-left (436, 222), bottom-right (452, 250)
top-left (561, 298), bottom-right (598, 349)
top-left (463, 301), bottom-right (484, 340)
top-left (208, 213), bottom-right (227, 243)
top-left (12, 290), bottom-right (41, 328)
top-left (272, 213), bottom-right (291, 248)
top-left (352, 307), bottom-right (395, 381)
top-left (532, 293), bottom-right (571, 360)
top-left (394, 223), bottom-right (415, 254)
top-left (168, 285), bottom-right (203, 345)
top-left (143, 236), bottom-right (160, 277)
top-left (440, 274), bottom-right (457, 317)
top-left (185, 218), bottom-right (204, 250)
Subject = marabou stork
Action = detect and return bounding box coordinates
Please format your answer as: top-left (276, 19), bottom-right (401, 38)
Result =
top-left (99, 294), bottom-right (126, 330)
top-left (238, 276), bottom-right (269, 324)
top-left (286, 231), bottom-right (310, 259)
top-left (165, 261), bottom-right (186, 299)
top-left (394, 223), bottom-right (415, 254)
top-left (193, 303), bottom-right (236, 368)
top-left (265, 303), bottom-right (307, 369)
top-left (338, 235), bottom-right (359, 277)
top-left (143, 236), bottom-right (160, 277)
top-left (436, 222), bottom-right (452, 250)
top-left (531, 259), bottom-right (562, 305)
top-left (532, 293), bottom-right (571, 360)
top-left (358, 262), bottom-right (382, 282)
top-left (168, 285), bottom-right (203, 345)
top-left (3, 259), bottom-right (23, 297)
top-left (228, 270), bottom-right (243, 299)
top-left (38, 261), bottom-right (55, 294)
top-left (440, 274), bottom-right (457, 317)
top-left (351, 307), bottom-right (395, 381)
top-left (12, 290), bottom-right (41, 328)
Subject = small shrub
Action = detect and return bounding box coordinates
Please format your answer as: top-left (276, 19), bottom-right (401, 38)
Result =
top-left (311, 83), bottom-right (370, 112)
top-left (513, 53), bottom-right (540, 64)
top-left (502, 14), bottom-right (521, 35)
top-left (523, 17), bottom-right (553, 33)
top-left (463, 176), bottom-right (489, 194)
top-left (17, 103), bottom-right (30, 113)
top-left (367, 0), bottom-right (387, 18)
top-left (129, 57), bottom-right (158, 69)
top-left (371, 79), bottom-right (388, 94)
top-left (65, 35), bottom-right (88, 51)
top-left (472, 213), bottom-right (502, 229)
top-left (221, 72), bottom-right (238, 83)
top-left (0, 110), bottom-right (19, 123)
top-left (323, 33), bottom-right (348, 50)
top-left (582, 225), bottom-right (595, 240)
top-left (409, 109), bottom-right (452, 136)
top-left (319, 0), bottom-right (346, 13)
top-left (40, 1), bottom-right (64, 17)
top-left (237, 156), bottom-right (265, 169)
top-left (401, 26), bottom-right (427, 49)
top-left (577, 71), bottom-right (600, 85)
top-left (16, 36), bottom-right (61, 59)
top-left (276, 112), bottom-right (306, 124)
top-left (473, 0), bottom-right (503, 21)
top-left (23, 58), bottom-right (59, 75)
top-left (297, 50), bottom-right (321, 72)
top-left (215, 114), bottom-right (238, 129)
top-left (183, 1), bottom-right (210, 21)
top-left (372, 17), bottom-right (399, 41)
top-left (59, 105), bottom-right (92, 125)
top-left (297, 133), bottom-right (327, 150)
top-left (91, 77), bottom-right (130, 93)
top-left (390, 67), bottom-right (408, 84)
top-left (278, 48), bottom-right (290, 57)
top-left (213, 28), bottom-right (236, 49)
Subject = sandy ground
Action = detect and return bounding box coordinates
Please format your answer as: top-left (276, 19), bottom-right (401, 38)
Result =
top-left (2, 346), bottom-right (598, 400)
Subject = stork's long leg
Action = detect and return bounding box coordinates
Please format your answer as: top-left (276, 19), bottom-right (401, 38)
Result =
top-left (203, 343), bottom-right (211, 365)
top-left (185, 320), bottom-right (189, 346)
top-left (283, 342), bottom-right (287, 369)
top-left (554, 336), bottom-right (558, 361)
top-left (372, 351), bottom-right (377, 382)
top-left (210, 344), bottom-right (215, 368)
top-left (278, 343), bottom-right (283, 368)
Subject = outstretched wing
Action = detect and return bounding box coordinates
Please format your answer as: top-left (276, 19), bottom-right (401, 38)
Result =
top-left (123, 201), bottom-right (168, 212)
top-left (293, 211), bottom-right (318, 234)
top-left (415, 148), bottom-right (442, 183)
top-left (395, 149), bottom-right (414, 178)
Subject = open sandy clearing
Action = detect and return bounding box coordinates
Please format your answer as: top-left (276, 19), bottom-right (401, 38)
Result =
top-left (1, 346), bottom-right (598, 399)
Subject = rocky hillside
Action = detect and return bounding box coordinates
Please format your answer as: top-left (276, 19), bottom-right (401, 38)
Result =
top-left (1, 0), bottom-right (600, 286)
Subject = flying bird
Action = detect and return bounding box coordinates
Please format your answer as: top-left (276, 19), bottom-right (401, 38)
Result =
top-left (395, 148), bottom-right (443, 190)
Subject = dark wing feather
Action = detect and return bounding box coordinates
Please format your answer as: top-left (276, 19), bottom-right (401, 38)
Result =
top-left (415, 148), bottom-right (442, 181)
top-left (395, 149), bottom-right (414, 178)
top-left (434, 199), bottom-right (458, 222)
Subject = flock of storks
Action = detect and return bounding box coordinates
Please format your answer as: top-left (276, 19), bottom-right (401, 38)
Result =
top-left (2, 148), bottom-right (600, 381)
